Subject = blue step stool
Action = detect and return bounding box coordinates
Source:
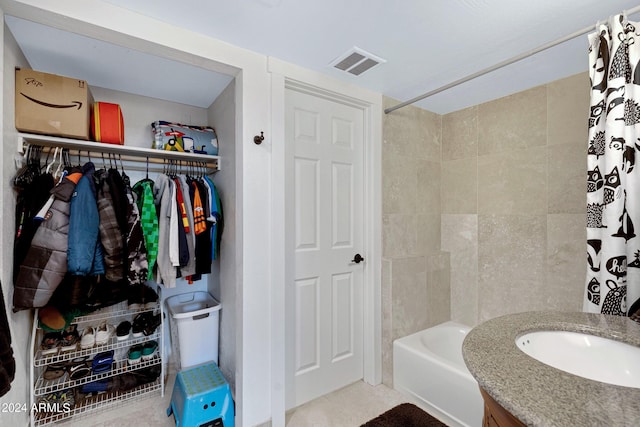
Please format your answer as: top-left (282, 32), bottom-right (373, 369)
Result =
top-left (167, 362), bottom-right (234, 427)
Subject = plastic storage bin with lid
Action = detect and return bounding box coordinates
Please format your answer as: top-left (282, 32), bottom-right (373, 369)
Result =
top-left (166, 291), bottom-right (221, 369)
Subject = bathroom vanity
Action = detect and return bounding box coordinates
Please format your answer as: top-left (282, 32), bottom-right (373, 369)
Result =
top-left (462, 311), bottom-right (640, 427)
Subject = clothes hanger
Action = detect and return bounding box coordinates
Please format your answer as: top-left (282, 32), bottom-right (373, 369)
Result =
top-left (53, 148), bottom-right (65, 180)
top-left (45, 147), bottom-right (59, 175)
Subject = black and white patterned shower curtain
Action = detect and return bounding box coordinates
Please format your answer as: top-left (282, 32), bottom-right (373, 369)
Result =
top-left (585, 14), bottom-right (640, 321)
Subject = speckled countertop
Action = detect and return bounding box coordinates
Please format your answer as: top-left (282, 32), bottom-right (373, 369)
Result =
top-left (462, 311), bottom-right (640, 427)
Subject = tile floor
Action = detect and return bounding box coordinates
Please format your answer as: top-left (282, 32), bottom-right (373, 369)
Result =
top-left (285, 381), bottom-right (411, 426)
top-left (65, 376), bottom-right (416, 426)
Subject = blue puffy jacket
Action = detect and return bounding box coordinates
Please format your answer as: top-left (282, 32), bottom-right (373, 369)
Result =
top-left (68, 162), bottom-right (105, 275)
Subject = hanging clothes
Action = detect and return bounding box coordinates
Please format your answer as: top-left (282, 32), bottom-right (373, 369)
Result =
top-left (13, 172), bottom-right (54, 283)
top-left (122, 171), bottom-right (149, 285)
top-left (95, 169), bottom-right (125, 281)
top-left (0, 281), bottom-right (15, 397)
top-left (67, 162), bottom-right (104, 276)
top-left (133, 180), bottom-right (159, 280)
top-left (172, 177), bottom-right (189, 269)
top-left (191, 178), bottom-right (212, 276)
top-left (153, 174), bottom-right (177, 288)
top-left (585, 13), bottom-right (640, 320)
top-left (177, 175), bottom-right (196, 277)
top-left (204, 175), bottom-right (224, 261)
top-left (13, 167), bottom-right (83, 311)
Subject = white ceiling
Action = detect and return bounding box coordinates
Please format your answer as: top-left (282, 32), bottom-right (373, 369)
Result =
top-left (7, 0), bottom-right (640, 114)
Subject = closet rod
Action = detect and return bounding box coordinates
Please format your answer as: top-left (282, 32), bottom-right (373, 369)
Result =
top-left (384, 5), bottom-right (640, 114)
top-left (34, 147), bottom-right (216, 175)
top-left (17, 132), bottom-right (219, 171)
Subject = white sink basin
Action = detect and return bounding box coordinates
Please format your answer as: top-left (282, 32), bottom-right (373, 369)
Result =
top-left (516, 331), bottom-right (640, 388)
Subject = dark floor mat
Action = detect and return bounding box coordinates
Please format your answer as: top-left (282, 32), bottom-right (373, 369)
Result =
top-left (361, 402), bottom-right (448, 427)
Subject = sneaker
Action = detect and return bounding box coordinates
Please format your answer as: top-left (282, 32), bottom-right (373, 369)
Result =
top-left (127, 284), bottom-right (145, 310)
top-left (42, 363), bottom-right (67, 381)
top-left (143, 285), bottom-right (159, 309)
top-left (60, 324), bottom-right (80, 353)
top-left (95, 323), bottom-right (115, 346)
top-left (116, 321), bottom-right (132, 341)
top-left (40, 389), bottom-right (75, 412)
top-left (127, 345), bottom-right (143, 365)
top-left (80, 327), bottom-right (96, 350)
top-left (143, 313), bottom-right (161, 336)
top-left (131, 314), bottom-right (145, 338)
top-left (68, 360), bottom-right (91, 381)
top-left (40, 332), bottom-right (61, 356)
top-left (141, 340), bottom-right (158, 361)
top-left (92, 350), bottom-right (114, 374)
top-left (81, 379), bottom-right (109, 394)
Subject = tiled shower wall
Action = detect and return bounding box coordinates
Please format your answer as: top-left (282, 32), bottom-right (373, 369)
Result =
top-left (382, 72), bottom-right (589, 386)
top-left (442, 73), bottom-right (588, 326)
top-left (381, 97), bottom-right (448, 385)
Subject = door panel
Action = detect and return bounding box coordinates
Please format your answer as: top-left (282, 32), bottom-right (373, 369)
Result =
top-left (286, 88), bottom-right (364, 408)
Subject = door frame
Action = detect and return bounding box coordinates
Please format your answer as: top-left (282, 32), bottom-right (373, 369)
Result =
top-left (269, 58), bottom-right (382, 425)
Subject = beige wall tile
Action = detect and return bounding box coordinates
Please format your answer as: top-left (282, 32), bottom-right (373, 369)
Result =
top-left (383, 152), bottom-right (417, 215)
top-left (426, 252), bottom-right (451, 325)
top-left (478, 86), bottom-right (547, 155)
top-left (390, 257), bottom-right (428, 339)
top-left (383, 96), bottom-right (440, 159)
top-left (381, 258), bottom-right (393, 386)
top-left (478, 214), bottom-right (547, 322)
top-left (442, 105), bottom-right (478, 161)
top-left (416, 108), bottom-right (442, 161)
top-left (382, 214), bottom-right (418, 257)
top-left (441, 156), bottom-right (478, 214)
top-left (548, 142), bottom-right (587, 214)
top-left (417, 160), bottom-right (441, 215)
top-left (417, 214), bottom-right (441, 254)
top-left (548, 73), bottom-right (589, 147)
top-left (547, 214), bottom-right (586, 312)
top-left (478, 146), bottom-right (547, 214)
top-left (441, 214), bottom-right (479, 326)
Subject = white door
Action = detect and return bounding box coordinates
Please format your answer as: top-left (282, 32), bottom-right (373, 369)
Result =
top-left (285, 87), bottom-right (365, 408)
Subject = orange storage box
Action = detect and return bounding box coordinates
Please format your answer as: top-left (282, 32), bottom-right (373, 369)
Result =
top-left (91, 102), bottom-right (124, 144)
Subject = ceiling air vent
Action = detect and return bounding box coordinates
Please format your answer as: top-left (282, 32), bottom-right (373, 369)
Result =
top-left (330, 47), bottom-right (386, 76)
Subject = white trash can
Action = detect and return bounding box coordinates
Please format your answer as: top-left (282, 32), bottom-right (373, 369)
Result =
top-left (166, 291), bottom-right (221, 369)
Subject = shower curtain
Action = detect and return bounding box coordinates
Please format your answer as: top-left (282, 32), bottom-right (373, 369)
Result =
top-left (585, 13), bottom-right (640, 321)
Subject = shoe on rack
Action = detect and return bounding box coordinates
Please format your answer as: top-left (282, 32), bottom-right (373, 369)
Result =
top-left (60, 324), bottom-right (80, 353)
top-left (116, 321), bottom-right (132, 341)
top-left (127, 284), bottom-right (145, 310)
top-left (81, 379), bottom-right (109, 394)
top-left (131, 365), bottom-right (161, 385)
top-left (141, 340), bottom-right (158, 361)
top-left (40, 331), bottom-right (62, 356)
top-left (92, 350), bottom-right (114, 374)
top-left (143, 313), bottom-right (161, 336)
top-left (42, 363), bottom-right (67, 381)
top-left (80, 327), bottom-right (96, 350)
top-left (127, 344), bottom-right (143, 365)
top-left (68, 360), bottom-right (91, 381)
top-left (143, 285), bottom-right (159, 309)
top-left (95, 323), bottom-right (115, 346)
top-left (131, 313), bottom-right (148, 338)
top-left (40, 389), bottom-right (75, 412)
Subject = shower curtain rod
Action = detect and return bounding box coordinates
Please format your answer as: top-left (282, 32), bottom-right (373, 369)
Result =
top-left (384, 5), bottom-right (640, 114)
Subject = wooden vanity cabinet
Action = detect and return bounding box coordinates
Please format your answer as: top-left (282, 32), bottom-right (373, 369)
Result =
top-left (480, 388), bottom-right (527, 427)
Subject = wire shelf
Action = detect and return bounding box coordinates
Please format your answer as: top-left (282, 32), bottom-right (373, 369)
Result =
top-left (33, 379), bottom-right (161, 426)
top-left (35, 302), bottom-right (160, 366)
top-left (35, 331), bottom-right (160, 368)
top-left (34, 355), bottom-right (161, 396)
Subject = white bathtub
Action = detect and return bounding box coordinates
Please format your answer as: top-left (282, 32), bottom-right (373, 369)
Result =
top-left (393, 321), bottom-right (484, 427)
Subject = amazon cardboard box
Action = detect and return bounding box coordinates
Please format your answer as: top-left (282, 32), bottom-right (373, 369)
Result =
top-left (15, 68), bottom-right (93, 140)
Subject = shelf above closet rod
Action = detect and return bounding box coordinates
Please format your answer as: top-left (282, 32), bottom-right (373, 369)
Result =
top-left (17, 132), bottom-right (220, 171)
